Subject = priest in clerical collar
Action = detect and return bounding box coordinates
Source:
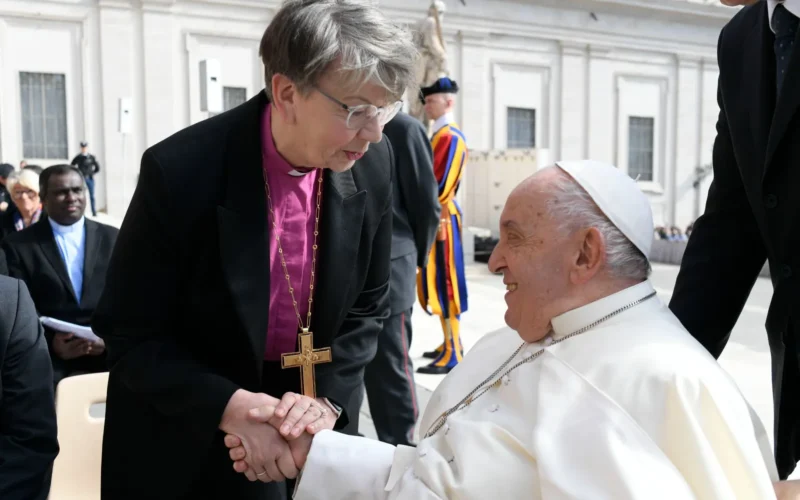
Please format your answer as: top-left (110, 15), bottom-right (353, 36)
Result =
top-left (227, 159), bottom-right (779, 498)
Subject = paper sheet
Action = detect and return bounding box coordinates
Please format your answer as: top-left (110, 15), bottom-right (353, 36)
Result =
top-left (40, 317), bottom-right (102, 343)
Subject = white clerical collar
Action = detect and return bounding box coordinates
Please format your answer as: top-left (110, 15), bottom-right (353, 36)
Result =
top-left (49, 215), bottom-right (85, 235)
top-left (288, 168), bottom-right (312, 177)
top-left (432, 112), bottom-right (455, 134)
top-left (550, 280), bottom-right (656, 340)
top-left (769, 0), bottom-right (800, 33)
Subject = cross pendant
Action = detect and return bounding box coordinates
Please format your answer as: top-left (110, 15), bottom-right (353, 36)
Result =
top-left (281, 328), bottom-right (332, 398)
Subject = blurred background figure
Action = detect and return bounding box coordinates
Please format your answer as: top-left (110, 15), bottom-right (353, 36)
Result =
top-left (70, 141), bottom-right (100, 216)
top-left (0, 169), bottom-right (41, 242)
top-left (0, 163), bottom-right (14, 213)
top-left (363, 111), bottom-right (440, 446)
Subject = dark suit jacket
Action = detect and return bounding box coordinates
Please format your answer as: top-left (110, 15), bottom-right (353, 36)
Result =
top-left (0, 218), bottom-right (118, 383)
top-left (0, 211), bottom-right (17, 243)
top-left (0, 276), bottom-right (59, 500)
top-left (91, 91), bottom-right (393, 499)
top-left (669, 1), bottom-right (800, 478)
top-left (383, 113), bottom-right (440, 314)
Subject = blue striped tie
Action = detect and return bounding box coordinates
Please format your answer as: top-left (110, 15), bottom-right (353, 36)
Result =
top-left (774, 3), bottom-right (799, 92)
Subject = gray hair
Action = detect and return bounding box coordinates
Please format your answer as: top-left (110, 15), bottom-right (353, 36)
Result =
top-left (6, 169), bottom-right (40, 195)
top-left (260, 0), bottom-right (418, 101)
top-left (545, 166), bottom-right (651, 281)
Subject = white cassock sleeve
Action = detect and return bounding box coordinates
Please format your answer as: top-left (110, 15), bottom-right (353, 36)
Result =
top-left (293, 431), bottom-right (443, 500)
top-left (534, 354), bottom-right (778, 499)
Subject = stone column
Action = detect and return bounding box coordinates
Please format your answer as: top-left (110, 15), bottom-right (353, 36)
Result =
top-left (142, 0), bottom-right (177, 147)
top-left (98, 0), bottom-right (142, 218)
top-left (456, 29), bottom-right (489, 264)
top-left (673, 56), bottom-right (703, 228)
top-left (559, 42), bottom-right (589, 161)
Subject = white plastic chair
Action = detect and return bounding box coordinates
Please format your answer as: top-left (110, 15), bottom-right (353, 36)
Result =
top-left (48, 372), bottom-right (108, 500)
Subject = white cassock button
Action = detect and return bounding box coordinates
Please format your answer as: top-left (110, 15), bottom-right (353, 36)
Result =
top-left (543, 336), bottom-right (553, 346)
top-left (524, 351), bottom-right (534, 359)
top-left (501, 374), bottom-right (511, 386)
top-left (418, 448), bottom-right (427, 457)
top-left (488, 404), bottom-right (500, 412)
top-left (444, 424), bottom-right (450, 435)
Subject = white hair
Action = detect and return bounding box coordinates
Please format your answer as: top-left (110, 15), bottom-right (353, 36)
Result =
top-left (545, 166), bottom-right (651, 281)
top-left (260, 0), bottom-right (418, 101)
top-left (6, 169), bottom-right (40, 195)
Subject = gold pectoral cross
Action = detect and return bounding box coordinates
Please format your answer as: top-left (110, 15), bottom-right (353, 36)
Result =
top-left (281, 328), bottom-right (332, 398)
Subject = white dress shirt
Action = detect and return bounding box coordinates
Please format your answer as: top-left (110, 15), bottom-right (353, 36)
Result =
top-left (769, 0), bottom-right (800, 32)
top-left (49, 216), bottom-right (86, 303)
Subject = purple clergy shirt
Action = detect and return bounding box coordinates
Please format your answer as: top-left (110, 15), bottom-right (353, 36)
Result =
top-left (262, 104), bottom-right (322, 360)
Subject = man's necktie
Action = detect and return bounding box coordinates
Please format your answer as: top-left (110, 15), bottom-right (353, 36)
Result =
top-left (774, 3), bottom-right (799, 92)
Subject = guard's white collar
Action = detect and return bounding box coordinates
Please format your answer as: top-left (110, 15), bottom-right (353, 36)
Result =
top-left (432, 112), bottom-right (455, 134)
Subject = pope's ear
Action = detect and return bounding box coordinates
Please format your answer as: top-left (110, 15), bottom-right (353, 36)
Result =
top-left (572, 227), bottom-right (605, 283)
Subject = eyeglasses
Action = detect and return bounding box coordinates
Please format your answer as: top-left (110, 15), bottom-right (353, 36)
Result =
top-left (315, 87), bottom-right (403, 130)
top-left (13, 189), bottom-right (38, 200)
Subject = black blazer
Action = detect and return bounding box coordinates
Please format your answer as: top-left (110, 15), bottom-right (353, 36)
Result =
top-left (669, 1), bottom-right (800, 479)
top-left (0, 218), bottom-right (119, 382)
top-left (383, 112), bottom-right (440, 314)
top-left (0, 276), bottom-right (59, 500)
top-left (91, 91), bottom-right (393, 499)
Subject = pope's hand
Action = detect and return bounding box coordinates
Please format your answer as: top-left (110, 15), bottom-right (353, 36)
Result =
top-left (226, 431), bottom-right (313, 473)
top-left (252, 392), bottom-right (337, 439)
top-left (775, 480), bottom-right (800, 500)
top-left (219, 389), bottom-right (298, 483)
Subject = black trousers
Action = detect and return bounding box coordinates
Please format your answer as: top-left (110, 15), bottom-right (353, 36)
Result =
top-left (364, 308), bottom-right (418, 446)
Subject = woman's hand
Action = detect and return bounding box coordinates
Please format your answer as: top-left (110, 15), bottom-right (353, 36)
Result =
top-left (249, 392), bottom-right (337, 438)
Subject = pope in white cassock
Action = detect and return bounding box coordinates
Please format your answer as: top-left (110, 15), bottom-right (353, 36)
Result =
top-left (227, 160), bottom-right (779, 499)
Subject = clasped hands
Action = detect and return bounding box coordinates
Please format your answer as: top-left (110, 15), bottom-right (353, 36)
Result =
top-left (220, 389), bottom-right (336, 483)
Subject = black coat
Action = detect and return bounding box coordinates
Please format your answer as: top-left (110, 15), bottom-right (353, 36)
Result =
top-left (669, 1), bottom-right (800, 479)
top-left (91, 91), bottom-right (393, 499)
top-left (0, 218), bottom-right (118, 383)
top-left (0, 276), bottom-right (59, 500)
top-left (383, 112), bottom-right (440, 314)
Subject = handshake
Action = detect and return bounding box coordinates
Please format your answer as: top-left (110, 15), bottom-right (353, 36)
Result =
top-left (219, 389), bottom-right (337, 483)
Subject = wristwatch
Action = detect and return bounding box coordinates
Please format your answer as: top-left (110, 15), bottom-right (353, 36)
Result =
top-left (322, 398), bottom-right (343, 420)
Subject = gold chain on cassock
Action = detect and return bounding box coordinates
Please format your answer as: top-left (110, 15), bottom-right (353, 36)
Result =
top-left (264, 172), bottom-right (324, 332)
top-left (265, 170), bottom-right (332, 398)
top-left (423, 291), bottom-right (657, 439)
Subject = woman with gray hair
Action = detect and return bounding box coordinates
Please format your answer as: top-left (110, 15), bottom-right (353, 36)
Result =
top-left (0, 169), bottom-right (42, 242)
top-left (92, 1), bottom-right (418, 499)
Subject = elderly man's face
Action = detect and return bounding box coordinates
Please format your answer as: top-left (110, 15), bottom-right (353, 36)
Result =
top-left (284, 71), bottom-right (390, 172)
top-left (488, 171), bottom-right (575, 342)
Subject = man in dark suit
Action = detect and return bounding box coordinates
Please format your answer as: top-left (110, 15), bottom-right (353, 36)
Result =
top-left (363, 112), bottom-right (440, 446)
top-left (0, 165), bottom-right (118, 385)
top-left (669, 0), bottom-right (800, 482)
top-left (0, 276), bottom-right (59, 500)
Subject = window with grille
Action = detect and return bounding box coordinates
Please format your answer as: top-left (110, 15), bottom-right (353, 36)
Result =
top-left (20, 72), bottom-right (68, 159)
top-left (628, 116), bottom-right (654, 182)
top-left (506, 107), bottom-right (536, 148)
top-left (223, 87), bottom-right (247, 111)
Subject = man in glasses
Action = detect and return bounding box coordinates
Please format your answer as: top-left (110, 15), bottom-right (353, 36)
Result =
top-left (416, 77), bottom-right (469, 375)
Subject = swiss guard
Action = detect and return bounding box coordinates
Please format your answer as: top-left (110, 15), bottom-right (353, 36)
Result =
top-left (417, 77), bottom-right (469, 375)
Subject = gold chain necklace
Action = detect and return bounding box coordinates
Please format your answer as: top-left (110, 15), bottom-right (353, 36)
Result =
top-left (423, 291), bottom-right (657, 439)
top-left (263, 170), bottom-right (324, 333)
